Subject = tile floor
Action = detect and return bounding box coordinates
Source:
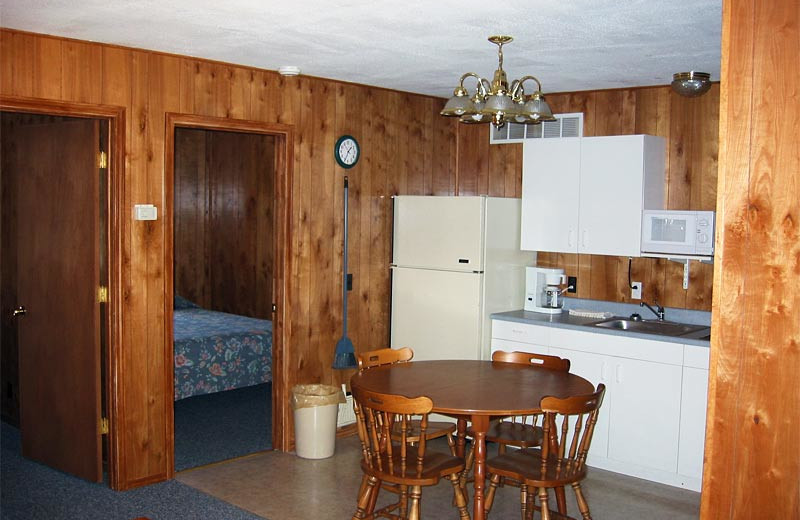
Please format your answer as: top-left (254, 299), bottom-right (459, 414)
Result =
top-left (176, 435), bottom-right (701, 520)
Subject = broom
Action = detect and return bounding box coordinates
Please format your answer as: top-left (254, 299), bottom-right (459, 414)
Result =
top-left (333, 176), bottom-right (357, 369)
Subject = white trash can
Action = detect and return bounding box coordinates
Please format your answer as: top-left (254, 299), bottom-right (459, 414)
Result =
top-left (291, 384), bottom-right (346, 459)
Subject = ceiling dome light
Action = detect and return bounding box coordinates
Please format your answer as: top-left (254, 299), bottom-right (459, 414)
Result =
top-left (671, 71), bottom-right (711, 97)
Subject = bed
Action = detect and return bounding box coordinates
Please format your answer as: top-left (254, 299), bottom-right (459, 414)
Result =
top-left (173, 295), bottom-right (272, 401)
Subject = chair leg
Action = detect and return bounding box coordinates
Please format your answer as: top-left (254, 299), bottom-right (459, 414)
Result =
top-left (538, 487), bottom-right (551, 520)
top-left (519, 484), bottom-right (527, 520)
top-left (496, 443), bottom-right (508, 488)
top-left (448, 473), bottom-right (471, 519)
top-left (460, 440), bottom-right (475, 493)
top-left (484, 473), bottom-right (501, 516)
top-left (524, 488), bottom-right (535, 520)
top-left (367, 480), bottom-right (381, 514)
top-left (446, 431), bottom-right (457, 456)
top-left (399, 484), bottom-right (409, 519)
top-left (407, 485), bottom-right (422, 520)
top-left (448, 433), bottom-right (464, 507)
top-left (572, 482), bottom-right (593, 520)
top-left (555, 485), bottom-right (568, 515)
top-left (352, 476), bottom-right (379, 520)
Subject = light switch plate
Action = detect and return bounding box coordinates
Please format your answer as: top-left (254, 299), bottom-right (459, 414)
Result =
top-left (134, 204), bottom-right (157, 221)
top-left (631, 281), bottom-right (642, 299)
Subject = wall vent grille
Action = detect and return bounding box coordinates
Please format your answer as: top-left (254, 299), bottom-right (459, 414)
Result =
top-left (490, 112), bottom-right (584, 144)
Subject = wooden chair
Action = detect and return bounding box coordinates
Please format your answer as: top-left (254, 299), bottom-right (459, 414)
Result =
top-left (484, 384), bottom-right (607, 520)
top-left (350, 386), bottom-right (471, 520)
top-left (357, 348), bottom-right (458, 456)
top-left (357, 346), bottom-right (415, 370)
top-left (460, 351), bottom-right (571, 493)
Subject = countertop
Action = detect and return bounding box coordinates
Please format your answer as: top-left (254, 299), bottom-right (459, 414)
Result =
top-left (491, 309), bottom-right (711, 348)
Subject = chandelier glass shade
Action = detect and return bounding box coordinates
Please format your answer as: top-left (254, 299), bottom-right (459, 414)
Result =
top-left (440, 36), bottom-right (555, 128)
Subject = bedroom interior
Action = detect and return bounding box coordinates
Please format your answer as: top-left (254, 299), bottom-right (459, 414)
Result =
top-left (171, 125), bottom-right (277, 469)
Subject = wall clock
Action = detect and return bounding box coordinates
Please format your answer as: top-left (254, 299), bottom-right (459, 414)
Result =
top-left (334, 135), bottom-right (360, 169)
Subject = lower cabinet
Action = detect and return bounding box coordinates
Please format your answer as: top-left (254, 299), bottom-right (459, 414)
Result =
top-left (678, 345), bottom-right (710, 484)
top-left (606, 355), bottom-right (682, 472)
top-left (546, 347), bottom-right (612, 459)
top-left (550, 338), bottom-right (682, 475)
top-left (491, 319), bottom-right (708, 491)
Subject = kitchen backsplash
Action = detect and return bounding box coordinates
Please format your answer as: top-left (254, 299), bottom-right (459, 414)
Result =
top-left (563, 297), bottom-right (711, 326)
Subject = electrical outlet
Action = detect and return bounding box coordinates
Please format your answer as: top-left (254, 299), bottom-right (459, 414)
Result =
top-left (631, 281), bottom-right (642, 300)
top-left (567, 276), bottom-right (577, 293)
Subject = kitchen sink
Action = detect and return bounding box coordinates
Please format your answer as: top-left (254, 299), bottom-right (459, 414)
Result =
top-left (588, 317), bottom-right (710, 338)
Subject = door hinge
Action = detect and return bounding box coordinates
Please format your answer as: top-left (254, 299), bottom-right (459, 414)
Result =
top-left (99, 417), bottom-right (109, 435)
top-left (97, 286), bottom-right (108, 303)
top-left (98, 151), bottom-right (108, 169)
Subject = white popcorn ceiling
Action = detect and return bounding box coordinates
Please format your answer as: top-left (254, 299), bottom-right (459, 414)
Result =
top-left (0, 0), bottom-right (722, 98)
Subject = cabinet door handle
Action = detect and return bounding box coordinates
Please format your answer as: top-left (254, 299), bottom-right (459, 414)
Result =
top-left (568, 229), bottom-right (574, 248)
top-left (615, 364), bottom-right (622, 384)
top-left (600, 361), bottom-right (608, 382)
top-left (581, 230), bottom-right (587, 248)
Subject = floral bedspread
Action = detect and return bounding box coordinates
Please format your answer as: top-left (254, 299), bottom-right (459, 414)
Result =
top-left (174, 307), bottom-right (272, 401)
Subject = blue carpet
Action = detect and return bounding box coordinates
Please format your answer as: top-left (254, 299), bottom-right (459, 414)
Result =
top-left (0, 422), bottom-right (266, 520)
top-left (174, 383), bottom-right (272, 471)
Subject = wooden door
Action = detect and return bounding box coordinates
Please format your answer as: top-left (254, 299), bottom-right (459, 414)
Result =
top-left (12, 117), bottom-right (103, 482)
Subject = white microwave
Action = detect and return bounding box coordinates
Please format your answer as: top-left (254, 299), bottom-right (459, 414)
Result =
top-left (641, 210), bottom-right (715, 257)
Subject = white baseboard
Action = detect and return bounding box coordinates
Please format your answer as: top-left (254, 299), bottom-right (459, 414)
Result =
top-left (586, 455), bottom-right (702, 492)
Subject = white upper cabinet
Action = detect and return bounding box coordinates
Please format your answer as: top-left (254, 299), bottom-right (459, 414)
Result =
top-left (521, 135), bottom-right (666, 256)
top-left (520, 138), bottom-right (581, 253)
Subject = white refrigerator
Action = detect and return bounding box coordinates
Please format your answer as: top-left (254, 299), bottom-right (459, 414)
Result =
top-left (390, 196), bottom-right (534, 361)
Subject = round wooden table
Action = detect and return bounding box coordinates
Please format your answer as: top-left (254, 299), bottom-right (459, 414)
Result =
top-left (350, 359), bottom-right (595, 520)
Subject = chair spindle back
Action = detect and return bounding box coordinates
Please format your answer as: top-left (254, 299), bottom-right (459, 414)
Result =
top-left (540, 384), bottom-right (606, 475)
top-left (352, 386), bottom-right (433, 478)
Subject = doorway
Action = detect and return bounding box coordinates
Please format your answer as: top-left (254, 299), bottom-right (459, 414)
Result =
top-left (165, 114), bottom-right (294, 473)
top-left (1, 110), bottom-right (110, 482)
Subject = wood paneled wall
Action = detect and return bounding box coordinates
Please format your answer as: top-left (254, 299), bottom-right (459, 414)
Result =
top-left (174, 128), bottom-right (275, 319)
top-left (702, 0), bottom-right (800, 517)
top-left (0, 28), bottom-right (456, 489)
top-left (0, 28), bottom-right (721, 490)
top-left (456, 86), bottom-right (720, 311)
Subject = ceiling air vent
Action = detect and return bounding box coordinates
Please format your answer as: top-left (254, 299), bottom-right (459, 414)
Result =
top-left (490, 113), bottom-right (584, 144)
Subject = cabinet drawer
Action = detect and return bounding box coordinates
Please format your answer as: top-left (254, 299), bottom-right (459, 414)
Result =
top-left (491, 338), bottom-right (549, 356)
top-left (550, 327), bottom-right (684, 365)
top-left (492, 319), bottom-right (551, 345)
top-left (683, 345), bottom-right (710, 369)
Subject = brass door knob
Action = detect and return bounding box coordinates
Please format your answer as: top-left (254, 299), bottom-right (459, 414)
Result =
top-left (12, 306), bottom-right (26, 317)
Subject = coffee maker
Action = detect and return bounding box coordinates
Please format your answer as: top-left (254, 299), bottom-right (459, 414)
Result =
top-left (524, 267), bottom-right (567, 314)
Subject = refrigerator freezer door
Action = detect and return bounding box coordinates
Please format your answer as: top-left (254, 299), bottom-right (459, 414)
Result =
top-left (392, 196), bottom-right (485, 271)
top-left (390, 267), bottom-right (483, 361)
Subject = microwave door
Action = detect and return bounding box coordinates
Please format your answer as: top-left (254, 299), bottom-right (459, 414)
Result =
top-left (643, 214), bottom-right (697, 254)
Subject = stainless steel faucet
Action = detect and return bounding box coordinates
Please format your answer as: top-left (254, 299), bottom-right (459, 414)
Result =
top-left (640, 301), bottom-right (666, 321)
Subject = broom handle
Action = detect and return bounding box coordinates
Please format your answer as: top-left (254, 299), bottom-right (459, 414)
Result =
top-left (342, 176), bottom-right (349, 336)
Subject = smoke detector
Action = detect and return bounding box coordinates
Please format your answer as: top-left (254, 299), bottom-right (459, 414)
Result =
top-left (278, 66), bottom-right (301, 77)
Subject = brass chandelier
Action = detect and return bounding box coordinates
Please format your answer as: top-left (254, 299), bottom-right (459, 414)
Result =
top-left (440, 35), bottom-right (556, 128)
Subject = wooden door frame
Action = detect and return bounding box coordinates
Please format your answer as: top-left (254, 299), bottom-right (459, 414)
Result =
top-left (164, 113), bottom-right (294, 475)
top-left (0, 95), bottom-right (124, 486)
